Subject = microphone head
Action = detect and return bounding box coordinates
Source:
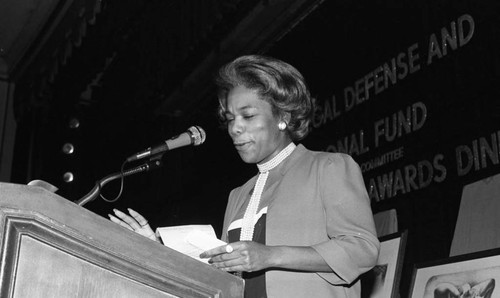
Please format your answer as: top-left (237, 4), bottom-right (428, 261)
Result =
top-left (189, 126), bottom-right (206, 146)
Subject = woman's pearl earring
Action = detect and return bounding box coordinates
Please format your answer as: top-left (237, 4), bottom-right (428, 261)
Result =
top-left (278, 121), bottom-right (287, 131)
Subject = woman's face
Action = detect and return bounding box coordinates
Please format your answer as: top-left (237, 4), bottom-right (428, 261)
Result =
top-left (224, 85), bottom-right (289, 164)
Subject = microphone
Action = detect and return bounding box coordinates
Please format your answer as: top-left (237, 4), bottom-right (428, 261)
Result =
top-left (126, 126), bottom-right (206, 162)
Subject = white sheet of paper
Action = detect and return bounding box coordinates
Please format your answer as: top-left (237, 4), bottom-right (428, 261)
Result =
top-left (156, 225), bottom-right (226, 263)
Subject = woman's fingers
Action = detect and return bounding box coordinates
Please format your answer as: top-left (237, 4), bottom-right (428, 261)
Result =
top-left (206, 241), bottom-right (273, 273)
top-left (128, 208), bottom-right (149, 227)
top-left (109, 208), bottom-right (158, 242)
top-left (112, 208), bottom-right (141, 229)
top-left (200, 244), bottom-right (229, 259)
top-left (210, 258), bottom-right (245, 271)
top-left (108, 213), bottom-right (134, 231)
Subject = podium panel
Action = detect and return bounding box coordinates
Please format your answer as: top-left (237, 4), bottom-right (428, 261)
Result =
top-left (0, 182), bottom-right (244, 297)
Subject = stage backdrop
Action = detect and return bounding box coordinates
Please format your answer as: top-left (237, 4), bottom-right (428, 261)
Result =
top-left (267, 0), bottom-right (500, 294)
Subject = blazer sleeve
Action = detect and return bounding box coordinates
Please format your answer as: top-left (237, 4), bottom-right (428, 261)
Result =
top-left (311, 153), bottom-right (380, 284)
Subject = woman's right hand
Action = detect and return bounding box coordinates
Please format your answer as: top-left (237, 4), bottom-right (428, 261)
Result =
top-left (108, 208), bottom-right (158, 242)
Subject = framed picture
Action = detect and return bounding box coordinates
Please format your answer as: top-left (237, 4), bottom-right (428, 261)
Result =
top-left (409, 247), bottom-right (500, 298)
top-left (361, 230), bottom-right (408, 298)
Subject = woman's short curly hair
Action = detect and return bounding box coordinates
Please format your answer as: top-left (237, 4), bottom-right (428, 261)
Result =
top-left (215, 55), bottom-right (313, 141)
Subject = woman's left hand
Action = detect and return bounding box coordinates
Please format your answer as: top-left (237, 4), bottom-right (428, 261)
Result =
top-left (200, 241), bottom-right (276, 272)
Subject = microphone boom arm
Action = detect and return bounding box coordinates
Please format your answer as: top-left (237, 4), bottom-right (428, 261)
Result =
top-left (75, 158), bottom-right (163, 207)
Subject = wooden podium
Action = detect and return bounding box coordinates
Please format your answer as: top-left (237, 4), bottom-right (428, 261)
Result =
top-left (0, 182), bottom-right (244, 297)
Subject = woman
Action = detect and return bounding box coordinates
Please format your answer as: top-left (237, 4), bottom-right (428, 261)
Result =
top-left (110, 55), bottom-right (380, 297)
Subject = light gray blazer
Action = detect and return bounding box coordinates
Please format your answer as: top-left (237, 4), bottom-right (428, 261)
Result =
top-left (222, 144), bottom-right (380, 298)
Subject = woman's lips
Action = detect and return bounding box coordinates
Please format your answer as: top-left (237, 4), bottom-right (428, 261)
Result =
top-left (234, 141), bottom-right (251, 151)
